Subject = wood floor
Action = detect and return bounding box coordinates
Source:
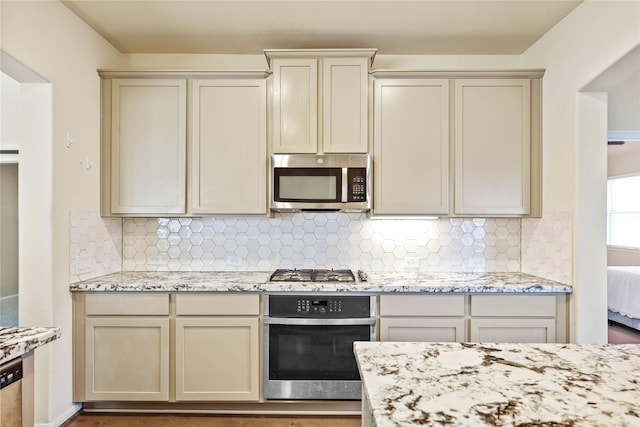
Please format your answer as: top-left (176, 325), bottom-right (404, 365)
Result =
top-left (61, 413), bottom-right (361, 427)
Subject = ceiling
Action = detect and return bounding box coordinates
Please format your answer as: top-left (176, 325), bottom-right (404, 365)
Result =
top-left (61, 0), bottom-right (583, 55)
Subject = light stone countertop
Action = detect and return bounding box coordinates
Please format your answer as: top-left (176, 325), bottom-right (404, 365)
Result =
top-left (0, 327), bottom-right (61, 365)
top-left (354, 341), bottom-right (640, 427)
top-left (68, 271), bottom-right (572, 293)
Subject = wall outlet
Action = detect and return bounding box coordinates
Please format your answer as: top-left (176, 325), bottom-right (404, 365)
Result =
top-left (75, 255), bottom-right (93, 275)
top-left (404, 257), bottom-right (419, 269)
top-left (227, 256), bottom-right (242, 266)
top-left (470, 256), bottom-right (486, 269)
top-left (147, 254), bottom-right (163, 265)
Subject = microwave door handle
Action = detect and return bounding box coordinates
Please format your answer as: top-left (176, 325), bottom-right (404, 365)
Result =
top-left (341, 168), bottom-right (348, 202)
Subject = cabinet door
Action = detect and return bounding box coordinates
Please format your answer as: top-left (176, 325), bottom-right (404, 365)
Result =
top-left (380, 317), bottom-right (465, 342)
top-left (85, 317), bottom-right (169, 401)
top-left (191, 79), bottom-right (267, 214)
top-left (175, 317), bottom-right (259, 401)
top-left (470, 318), bottom-right (556, 343)
top-left (110, 79), bottom-right (186, 214)
top-left (373, 79), bottom-right (449, 214)
top-left (322, 57), bottom-right (369, 153)
top-left (272, 58), bottom-right (318, 153)
top-left (454, 79), bottom-right (531, 215)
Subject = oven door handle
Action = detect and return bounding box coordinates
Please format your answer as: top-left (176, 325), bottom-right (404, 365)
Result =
top-left (263, 317), bottom-right (376, 326)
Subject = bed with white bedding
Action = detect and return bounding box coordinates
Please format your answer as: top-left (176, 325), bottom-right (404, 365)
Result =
top-left (607, 266), bottom-right (640, 331)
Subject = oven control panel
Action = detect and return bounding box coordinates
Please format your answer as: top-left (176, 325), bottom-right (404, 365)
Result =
top-left (267, 295), bottom-right (372, 318)
top-left (297, 298), bottom-right (342, 314)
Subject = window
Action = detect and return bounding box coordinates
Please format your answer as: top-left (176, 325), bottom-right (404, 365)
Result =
top-left (607, 175), bottom-right (640, 249)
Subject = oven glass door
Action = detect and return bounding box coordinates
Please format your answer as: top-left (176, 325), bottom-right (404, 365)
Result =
top-left (273, 168), bottom-right (342, 203)
top-left (267, 323), bottom-right (368, 381)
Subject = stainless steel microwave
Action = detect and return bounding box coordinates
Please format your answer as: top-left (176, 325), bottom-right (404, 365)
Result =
top-left (270, 154), bottom-right (371, 212)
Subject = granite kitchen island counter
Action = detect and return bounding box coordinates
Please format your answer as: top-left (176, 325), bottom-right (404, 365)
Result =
top-left (69, 271), bottom-right (572, 293)
top-left (354, 341), bottom-right (640, 427)
top-left (1, 327), bottom-right (61, 364)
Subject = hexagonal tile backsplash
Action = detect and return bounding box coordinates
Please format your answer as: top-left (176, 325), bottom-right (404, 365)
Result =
top-left (69, 211), bottom-right (573, 284)
top-left (121, 213), bottom-right (521, 272)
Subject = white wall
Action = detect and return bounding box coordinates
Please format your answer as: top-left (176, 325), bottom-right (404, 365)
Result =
top-left (1, 72), bottom-right (21, 146)
top-left (608, 70), bottom-right (640, 131)
top-left (520, 0), bottom-right (640, 343)
top-left (0, 1), bottom-right (122, 424)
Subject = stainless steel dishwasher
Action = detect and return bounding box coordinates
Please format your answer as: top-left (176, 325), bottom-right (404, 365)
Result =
top-left (0, 358), bottom-right (22, 427)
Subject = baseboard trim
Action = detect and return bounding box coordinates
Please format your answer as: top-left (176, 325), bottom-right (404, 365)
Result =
top-left (35, 403), bottom-right (82, 427)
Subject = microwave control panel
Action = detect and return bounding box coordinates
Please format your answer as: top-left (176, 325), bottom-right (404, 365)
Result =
top-left (347, 168), bottom-right (367, 202)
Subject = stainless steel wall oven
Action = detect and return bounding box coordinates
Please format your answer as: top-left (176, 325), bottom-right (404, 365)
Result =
top-left (263, 294), bottom-right (376, 400)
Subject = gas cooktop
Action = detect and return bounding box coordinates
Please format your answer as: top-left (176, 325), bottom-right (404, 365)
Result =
top-left (269, 269), bottom-right (367, 283)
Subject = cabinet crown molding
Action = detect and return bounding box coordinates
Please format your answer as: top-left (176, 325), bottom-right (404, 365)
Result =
top-left (370, 69), bottom-right (545, 79)
top-left (264, 48), bottom-right (377, 69)
top-left (97, 70), bottom-right (271, 79)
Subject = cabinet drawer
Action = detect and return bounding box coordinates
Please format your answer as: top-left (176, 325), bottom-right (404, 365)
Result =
top-left (380, 317), bottom-right (465, 342)
top-left (470, 318), bottom-right (556, 343)
top-left (380, 295), bottom-right (464, 316)
top-left (85, 293), bottom-right (169, 316)
top-left (471, 295), bottom-right (556, 317)
top-left (176, 294), bottom-right (260, 316)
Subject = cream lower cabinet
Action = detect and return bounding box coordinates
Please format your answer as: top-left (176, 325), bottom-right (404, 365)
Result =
top-left (174, 294), bottom-right (260, 401)
top-left (469, 295), bottom-right (560, 343)
top-left (82, 294), bottom-right (170, 401)
top-left (74, 293), bottom-right (259, 403)
top-left (379, 295), bottom-right (465, 342)
top-left (380, 294), bottom-right (567, 344)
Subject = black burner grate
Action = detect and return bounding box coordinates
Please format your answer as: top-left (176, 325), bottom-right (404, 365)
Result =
top-left (269, 269), bottom-right (355, 282)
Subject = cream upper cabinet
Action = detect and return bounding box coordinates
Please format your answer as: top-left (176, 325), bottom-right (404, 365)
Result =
top-left (322, 57), bottom-right (369, 153)
top-left (373, 78), bottom-right (449, 215)
top-left (100, 71), bottom-right (269, 217)
top-left (105, 79), bottom-right (187, 215)
top-left (454, 79), bottom-right (532, 215)
top-left (190, 79), bottom-right (267, 214)
top-left (267, 49), bottom-right (375, 154)
top-left (270, 58), bottom-right (318, 153)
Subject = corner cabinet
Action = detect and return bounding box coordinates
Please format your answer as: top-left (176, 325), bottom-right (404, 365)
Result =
top-left (373, 78), bottom-right (449, 215)
top-left (265, 49), bottom-right (376, 154)
top-left (99, 71), bottom-right (269, 216)
top-left (101, 79), bottom-right (187, 215)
